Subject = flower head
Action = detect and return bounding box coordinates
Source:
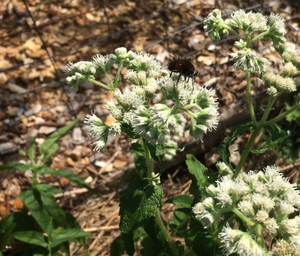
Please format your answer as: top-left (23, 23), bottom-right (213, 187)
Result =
top-left (204, 9), bottom-right (229, 41)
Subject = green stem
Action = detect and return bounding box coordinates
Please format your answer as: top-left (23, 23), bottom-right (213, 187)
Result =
top-left (246, 72), bottom-right (257, 126)
top-left (233, 96), bottom-right (275, 178)
top-left (141, 140), bottom-right (179, 256)
top-left (114, 62), bottom-right (124, 90)
top-left (104, 73), bottom-right (113, 87)
top-left (223, 25), bottom-right (242, 40)
top-left (250, 31), bottom-right (269, 44)
top-left (254, 224), bottom-right (264, 248)
top-left (264, 103), bottom-right (300, 126)
top-left (232, 207), bottom-right (255, 226)
top-left (183, 104), bottom-right (202, 111)
top-left (87, 78), bottom-right (112, 91)
top-left (154, 210), bottom-right (179, 256)
top-left (142, 140), bottom-right (153, 179)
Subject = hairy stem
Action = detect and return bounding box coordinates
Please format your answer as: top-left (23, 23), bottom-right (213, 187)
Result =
top-left (233, 96), bottom-right (275, 178)
top-left (246, 72), bottom-right (257, 126)
top-left (87, 78), bottom-right (112, 91)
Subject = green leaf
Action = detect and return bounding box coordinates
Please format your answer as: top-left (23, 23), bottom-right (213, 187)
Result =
top-left (121, 123), bottom-right (140, 139)
top-left (141, 236), bottom-right (167, 256)
top-left (14, 231), bottom-right (48, 248)
top-left (43, 143), bottom-right (59, 165)
top-left (144, 141), bottom-right (163, 170)
top-left (51, 228), bottom-right (90, 248)
top-left (119, 178), bottom-right (163, 234)
top-left (46, 217), bottom-right (53, 242)
top-left (18, 148), bottom-right (28, 157)
top-left (28, 135), bottom-right (38, 162)
top-left (110, 236), bottom-right (126, 256)
top-left (122, 232), bottom-right (135, 256)
top-left (0, 214), bottom-right (16, 251)
top-left (143, 216), bottom-right (172, 255)
top-left (186, 155), bottom-right (216, 189)
top-left (247, 124), bottom-right (284, 153)
top-left (0, 162), bottom-right (35, 172)
top-left (218, 123), bottom-right (253, 172)
top-left (164, 195), bottom-right (193, 208)
top-left (130, 142), bottom-right (144, 156)
top-left (20, 187), bottom-right (64, 232)
top-left (36, 167), bottom-right (103, 199)
top-left (39, 118), bottom-right (79, 156)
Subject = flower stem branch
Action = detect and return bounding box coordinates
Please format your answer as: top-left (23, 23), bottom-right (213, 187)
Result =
top-left (233, 95), bottom-right (275, 178)
top-left (264, 102), bottom-right (300, 126)
top-left (223, 25), bottom-right (242, 40)
top-left (232, 207), bottom-right (255, 226)
top-left (246, 72), bottom-right (257, 126)
top-left (87, 78), bottom-right (112, 91)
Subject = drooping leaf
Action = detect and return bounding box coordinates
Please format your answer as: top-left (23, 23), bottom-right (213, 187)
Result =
top-left (122, 232), bottom-right (135, 256)
top-left (0, 162), bottom-right (35, 172)
top-left (186, 154), bottom-right (216, 189)
top-left (39, 118), bottom-right (79, 156)
top-left (20, 188), bottom-right (52, 232)
top-left (247, 124), bottom-right (284, 153)
top-left (120, 178), bottom-right (163, 255)
top-left (130, 142), bottom-right (144, 156)
top-left (121, 123), bottom-right (140, 139)
top-left (120, 179), bottom-right (163, 234)
top-left (143, 216), bottom-right (173, 256)
top-left (218, 123), bottom-right (253, 172)
top-left (36, 167), bottom-right (102, 199)
top-left (110, 236), bottom-right (126, 256)
top-left (14, 231), bottom-right (48, 248)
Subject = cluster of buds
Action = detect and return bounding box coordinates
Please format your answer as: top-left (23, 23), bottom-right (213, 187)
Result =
top-left (204, 9), bottom-right (300, 95)
top-left (66, 48), bottom-right (219, 156)
top-left (193, 165), bottom-right (300, 256)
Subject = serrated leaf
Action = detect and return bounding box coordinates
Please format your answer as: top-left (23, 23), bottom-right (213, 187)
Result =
top-left (121, 123), bottom-right (140, 139)
top-left (51, 228), bottom-right (90, 248)
top-left (130, 142), bottom-right (144, 156)
top-left (39, 118), bottom-right (79, 156)
top-left (218, 123), bottom-right (253, 172)
top-left (164, 195), bottom-right (193, 208)
top-left (28, 135), bottom-right (38, 161)
top-left (110, 236), bottom-right (125, 256)
top-left (119, 178), bottom-right (163, 234)
top-left (0, 162), bottom-right (35, 172)
top-left (36, 167), bottom-right (103, 199)
top-left (14, 231), bottom-right (48, 248)
top-left (247, 124), bottom-right (284, 153)
top-left (0, 214), bottom-right (16, 251)
top-left (143, 216), bottom-right (173, 255)
top-left (185, 155), bottom-right (216, 189)
top-left (122, 232), bottom-right (135, 256)
top-left (144, 141), bottom-right (163, 170)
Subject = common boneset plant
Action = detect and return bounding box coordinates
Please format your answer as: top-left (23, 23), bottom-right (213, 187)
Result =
top-left (65, 9), bottom-right (300, 256)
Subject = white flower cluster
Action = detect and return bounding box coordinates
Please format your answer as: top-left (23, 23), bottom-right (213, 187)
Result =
top-left (69, 47), bottom-right (219, 154)
top-left (262, 64), bottom-right (297, 95)
top-left (193, 165), bottom-right (300, 256)
top-left (230, 10), bottom-right (268, 32)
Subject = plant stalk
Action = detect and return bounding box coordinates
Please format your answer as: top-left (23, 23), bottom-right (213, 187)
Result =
top-left (142, 140), bottom-right (179, 256)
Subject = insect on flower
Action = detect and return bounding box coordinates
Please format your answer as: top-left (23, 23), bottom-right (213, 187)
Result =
top-left (168, 58), bottom-right (198, 85)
